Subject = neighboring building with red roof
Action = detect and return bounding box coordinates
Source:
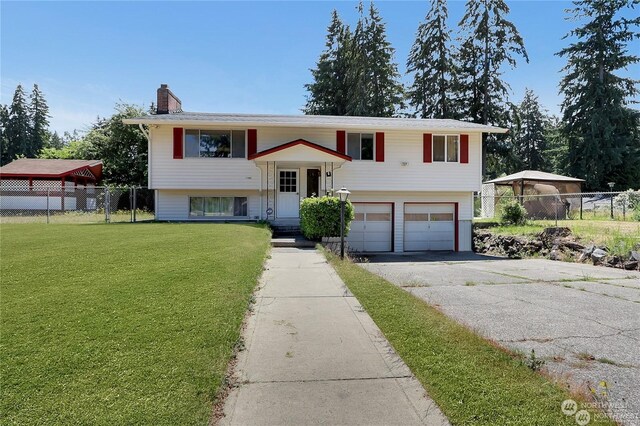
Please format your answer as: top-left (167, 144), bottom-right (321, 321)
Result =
top-left (0, 159), bottom-right (103, 212)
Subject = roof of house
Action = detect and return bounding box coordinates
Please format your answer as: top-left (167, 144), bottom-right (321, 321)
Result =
top-left (123, 112), bottom-right (508, 133)
top-left (485, 170), bottom-right (585, 185)
top-left (0, 159), bottom-right (103, 180)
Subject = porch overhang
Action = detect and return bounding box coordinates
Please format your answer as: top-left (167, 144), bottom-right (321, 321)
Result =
top-left (249, 139), bottom-right (352, 163)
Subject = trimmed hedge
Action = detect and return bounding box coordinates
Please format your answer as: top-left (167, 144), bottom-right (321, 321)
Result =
top-left (300, 196), bottom-right (355, 240)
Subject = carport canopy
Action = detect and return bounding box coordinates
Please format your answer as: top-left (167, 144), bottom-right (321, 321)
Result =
top-left (485, 170), bottom-right (584, 196)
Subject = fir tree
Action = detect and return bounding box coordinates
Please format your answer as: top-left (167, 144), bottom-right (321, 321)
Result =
top-left (557, 0), bottom-right (640, 190)
top-left (406, 0), bottom-right (456, 119)
top-left (347, 1), bottom-right (403, 117)
top-left (510, 89), bottom-right (549, 171)
top-left (4, 85), bottom-right (31, 165)
top-left (304, 10), bottom-right (352, 115)
top-left (456, 0), bottom-right (529, 177)
top-left (0, 105), bottom-right (9, 165)
top-left (543, 116), bottom-right (570, 176)
top-left (29, 84), bottom-right (50, 157)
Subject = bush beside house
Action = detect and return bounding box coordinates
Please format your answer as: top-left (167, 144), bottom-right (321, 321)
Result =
top-left (300, 196), bottom-right (354, 240)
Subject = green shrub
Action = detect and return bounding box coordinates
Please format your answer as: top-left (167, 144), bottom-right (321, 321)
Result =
top-left (300, 196), bottom-right (355, 240)
top-left (633, 205), bottom-right (640, 222)
top-left (499, 200), bottom-right (527, 225)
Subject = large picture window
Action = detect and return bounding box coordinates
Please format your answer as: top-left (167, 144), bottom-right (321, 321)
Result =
top-left (184, 130), bottom-right (246, 158)
top-left (432, 135), bottom-right (459, 162)
top-left (347, 133), bottom-right (374, 160)
top-left (189, 197), bottom-right (248, 217)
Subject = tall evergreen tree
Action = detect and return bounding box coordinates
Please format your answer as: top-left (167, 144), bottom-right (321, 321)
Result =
top-left (510, 89), bottom-right (549, 171)
top-left (456, 0), bottom-right (528, 177)
top-left (347, 1), bottom-right (404, 117)
top-left (557, 0), bottom-right (640, 190)
top-left (543, 116), bottom-right (570, 176)
top-left (0, 105), bottom-right (9, 165)
top-left (304, 11), bottom-right (352, 115)
top-left (29, 84), bottom-right (50, 157)
top-left (406, 0), bottom-right (456, 118)
top-left (4, 85), bottom-right (31, 165)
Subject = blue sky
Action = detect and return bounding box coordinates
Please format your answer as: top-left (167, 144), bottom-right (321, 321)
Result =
top-left (1, 1), bottom-right (638, 135)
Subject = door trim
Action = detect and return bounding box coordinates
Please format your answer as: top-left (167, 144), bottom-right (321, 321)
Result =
top-left (350, 202), bottom-right (394, 252)
top-left (403, 202), bottom-right (458, 252)
top-left (276, 168), bottom-right (300, 218)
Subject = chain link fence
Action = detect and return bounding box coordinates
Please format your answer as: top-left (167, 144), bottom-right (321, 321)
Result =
top-left (475, 190), bottom-right (640, 222)
top-left (0, 182), bottom-right (154, 223)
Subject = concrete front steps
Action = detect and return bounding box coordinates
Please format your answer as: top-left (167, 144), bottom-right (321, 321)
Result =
top-left (270, 222), bottom-right (315, 248)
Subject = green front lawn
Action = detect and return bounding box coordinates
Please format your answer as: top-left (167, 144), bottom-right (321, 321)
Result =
top-left (1, 223), bottom-right (270, 425)
top-left (326, 251), bottom-right (613, 425)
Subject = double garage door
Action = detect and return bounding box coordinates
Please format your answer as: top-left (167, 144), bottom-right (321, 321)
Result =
top-left (404, 203), bottom-right (455, 251)
top-left (347, 202), bottom-right (456, 252)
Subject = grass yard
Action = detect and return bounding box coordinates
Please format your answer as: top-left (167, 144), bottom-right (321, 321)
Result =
top-left (1, 223), bottom-right (270, 425)
top-left (326, 251), bottom-right (613, 425)
top-left (480, 219), bottom-right (640, 256)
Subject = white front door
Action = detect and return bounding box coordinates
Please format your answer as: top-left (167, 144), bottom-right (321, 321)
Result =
top-left (277, 169), bottom-right (299, 218)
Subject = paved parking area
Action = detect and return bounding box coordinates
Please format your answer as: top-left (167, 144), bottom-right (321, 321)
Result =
top-left (361, 253), bottom-right (640, 425)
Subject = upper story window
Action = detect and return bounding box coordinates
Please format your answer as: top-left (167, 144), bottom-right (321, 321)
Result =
top-left (184, 129), bottom-right (246, 158)
top-left (433, 135), bottom-right (459, 162)
top-left (347, 133), bottom-right (374, 161)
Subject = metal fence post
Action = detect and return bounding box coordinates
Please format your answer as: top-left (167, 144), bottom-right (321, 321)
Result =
top-left (133, 187), bottom-right (137, 223)
top-left (46, 188), bottom-right (50, 224)
top-left (105, 187), bottom-right (111, 223)
top-left (579, 196), bottom-right (583, 220)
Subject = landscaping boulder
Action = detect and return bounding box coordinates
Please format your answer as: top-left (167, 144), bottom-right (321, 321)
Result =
top-left (591, 248), bottom-right (608, 264)
top-left (623, 260), bottom-right (639, 270)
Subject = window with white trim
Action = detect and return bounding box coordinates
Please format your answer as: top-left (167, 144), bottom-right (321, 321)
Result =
top-left (433, 135), bottom-right (459, 162)
top-left (184, 130), bottom-right (246, 158)
top-left (347, 133), bottom-right (374, 160)
top-left (189, 197), bottom-right (248, 217)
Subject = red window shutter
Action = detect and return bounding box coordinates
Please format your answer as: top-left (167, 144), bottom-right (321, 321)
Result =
top-left (375, 132), bottom-right (385, 162)
top-left (336, 130), bottom-right (346, 154)
top-left (173, 127), bottom-right (183, 159)
top-left (460, 134), bottom-right (469, 163)
top-left (423, 133), bottom-right (432, 163)
top-left (247, 129), bottom-right (257, 158)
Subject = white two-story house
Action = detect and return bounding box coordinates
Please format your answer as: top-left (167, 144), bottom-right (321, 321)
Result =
top-left (124, 84), bottom-right (507, 253)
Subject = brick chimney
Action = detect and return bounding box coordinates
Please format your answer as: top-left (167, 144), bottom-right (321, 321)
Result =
top-left (156, 84), bottom-right (182, 114)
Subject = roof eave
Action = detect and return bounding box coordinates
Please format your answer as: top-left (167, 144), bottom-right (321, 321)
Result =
top-left (123, 117), bottom-right (507, 133)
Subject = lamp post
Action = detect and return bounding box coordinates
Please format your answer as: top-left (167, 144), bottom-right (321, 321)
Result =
top-left (336, 187), bottom-right (351, 259)
top-left (608, 182), bottom-right (615, 219)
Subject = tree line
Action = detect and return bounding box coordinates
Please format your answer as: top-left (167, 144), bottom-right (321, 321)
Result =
top-left (0, 84), bottom-right (149, 187)
top-left (304, 0), bottom-right (640, 190)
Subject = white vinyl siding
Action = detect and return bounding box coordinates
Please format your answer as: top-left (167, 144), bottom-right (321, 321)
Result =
top-left (149, 126), bottom-right (482, 192)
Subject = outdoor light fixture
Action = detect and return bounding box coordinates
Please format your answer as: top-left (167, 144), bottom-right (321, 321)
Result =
top-left (336, 187), bottom-right (351, 259)
top-left (608, 182), bottom-right (615, 219)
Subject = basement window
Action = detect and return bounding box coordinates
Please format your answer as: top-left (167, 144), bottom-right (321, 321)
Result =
top-left (189, 197), bottom-right (248, 217)
top-left (185, 130), bottom-right (246, 158)
top-left (347, 133), bottom-right (374, 161)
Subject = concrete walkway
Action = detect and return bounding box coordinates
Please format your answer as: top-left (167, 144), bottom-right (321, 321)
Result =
top-left (221, 248), bottom-right (448, 426)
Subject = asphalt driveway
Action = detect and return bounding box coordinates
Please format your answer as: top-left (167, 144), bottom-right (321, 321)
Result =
top-left (360, 253), bottom-right (640, 425)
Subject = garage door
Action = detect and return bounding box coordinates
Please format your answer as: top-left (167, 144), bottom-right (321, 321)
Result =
top-left (347, 203), bottom-right (393, 252)
top-left (404, 203), bottom-right (455, 251)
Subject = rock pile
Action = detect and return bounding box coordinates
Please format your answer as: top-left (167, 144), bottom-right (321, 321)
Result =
top-left (473, 227), bottom-right (640, 271)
